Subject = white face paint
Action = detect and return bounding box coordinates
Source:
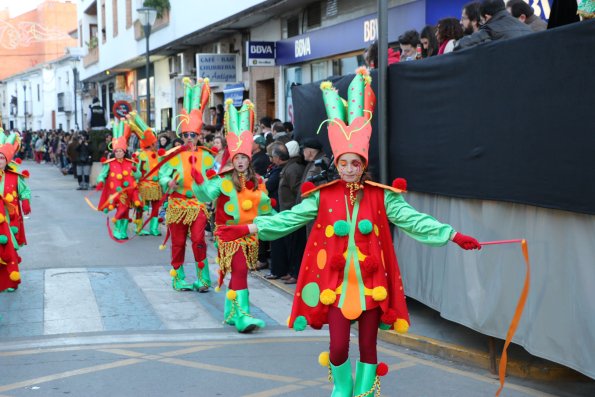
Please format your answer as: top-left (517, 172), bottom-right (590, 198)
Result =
top-left (0, 153), bottom-right (6, 170)
top-left (337, 153), bottom-right (364, 183)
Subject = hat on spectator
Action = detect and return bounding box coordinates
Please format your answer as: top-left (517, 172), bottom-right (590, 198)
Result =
top-left (178, 77), bottom-right (210, 134)
top-left (253, 135), bottom-right (266, 149)
top-left (320, 67), bottom-right (375, 165)
top-left (285, 140), bottom-right (300, 158)
top-left (301, 137), bottom-right (323, 151)
top-left (126, 111), bottom-right (156, 148)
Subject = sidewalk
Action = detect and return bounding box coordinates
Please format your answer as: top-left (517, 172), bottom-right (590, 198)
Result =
top-left (251, 269), bottom-right (592, 383)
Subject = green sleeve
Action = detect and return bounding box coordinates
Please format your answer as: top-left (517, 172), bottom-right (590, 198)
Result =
top-left (133, 158), bottom-right (143, 180)
top-left (18, 176), bottom-right (31, 200)
top-left (254, 191), bottom-right (319, 241)
top-left (385, 190), bottom-right (454, 247)
top-left (191, 177), bottom-right (221, 203)
top-left (96, 164), bottom-right (110, 184)
top-left (158, 162), bottom-right (174, 192)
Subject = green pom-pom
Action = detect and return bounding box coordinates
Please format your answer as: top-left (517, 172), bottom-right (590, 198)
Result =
top-left (358, 219), bottom-right (373, 235)
top-left (152, 176), bottom-right (159, 182)
top-left (10, 226), bottom-right (18, 234)
top-left (103, 209), bottom-right (109, 214)
top-left (116, 187), bottom-right (122, 192)
top-left (123, 181), bottom-right (129, 187)
top-left (293, 316), bottom-right (308, 331)
top-left (143, 205), bottom-right (149, 211)
top-left (163, 202), bottom-right (169, 209)
top-left (333, 220), bottom-right (350, 237)
top-left (185, 190), bottom-right (193, 198)
top-left (379, 322), bottom-right (391, 330)
top-left (0, 235), bottom-right (8, 244)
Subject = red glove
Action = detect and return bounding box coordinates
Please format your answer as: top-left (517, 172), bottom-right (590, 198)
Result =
top-left (190, 167), bottom-right (204, 184)
top-left (96, 182), bottom-right (104, 191)
top-left (21, 199), bottom-right (31, 215)
top-left (453, 232), bottom-right (481, 250)
top-left (216, 225), bottom-right (250, 242)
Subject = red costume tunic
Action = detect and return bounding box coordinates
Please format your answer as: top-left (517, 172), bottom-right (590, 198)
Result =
top-left (96, 158), bottom-right (140, 217)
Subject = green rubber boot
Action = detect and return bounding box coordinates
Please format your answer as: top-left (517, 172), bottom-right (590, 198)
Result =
top-left (172, 265), bottom-right (193, 291)
top-left (223, 293), bottom-right (235, 325)
top-left (230, 289), bottom-right (265, 333)
top-left (112, 219), bottom-right (123, 240)
top-left (354, 361), bottom-right (379, 397)
top-left (193, 260), bottom-right (211, 292)
top-left (137, 218), bottom-right (150, 235)
top-left (330, 359), bottom-right (353, 397)
top-left (114, 219), bottom-right (129, 240)
top-left (149, 217), bottom-right (162, 236)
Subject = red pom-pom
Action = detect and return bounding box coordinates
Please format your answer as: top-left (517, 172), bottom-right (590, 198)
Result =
top-left (157, 148), bottom-right (166, 156)
top-left (132, 152), bottom-right (138, 158)
top-left (309, 312), bottom-right (326, 330)
top-left (15, 158), bottom-right (22, 165)
top-left (376, 362), bottom-right (389, 376)
top-left (210, 146), bottom-right (219, 154)
top-left (258, 176), bottom-right (264, 184)
top-left (380, 309), bottom-right (398, 325)
top-left (330, 254), bottom-right (346, 271)
top-left (392, 177), bottom-right (407, 191)
top-left (362, 258), bottom-right (379, 274)
top-left (270, 198), bottom-right (277, 208)
top-left (206, 169), bottom-right (216, 178)
top-left (245, 180), bottom-right (255, 190)
top-left (158, 217), bottom-right (164, 223)
top-left (21, 170), bottom-right (30, 177)
top-left (301, 181), bottom-right (316, 194)
top-left (100, 156), bottom-right (107, 163)
top-left (151, 153), bottom-right (157, 159)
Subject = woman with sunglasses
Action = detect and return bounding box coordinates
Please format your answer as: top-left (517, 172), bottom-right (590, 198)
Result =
top-left (215, 68), bottom-right (480, 395)
top-left (191, 99), bottom-right (275, 333)
top-left (157, 77), bottom-right (216, 292)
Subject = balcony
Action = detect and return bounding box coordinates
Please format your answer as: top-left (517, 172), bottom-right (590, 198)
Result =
top-left (134, 9), bottom-right (169, 41)
top-left (83, 46), bottom-right (99, 67)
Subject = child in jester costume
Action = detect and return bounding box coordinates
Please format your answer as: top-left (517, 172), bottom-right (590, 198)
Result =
top-left (158, 77), bottom-right (215, 292)
top-left (192, 99), bottom-right (275, 333)
top-left (0, 130), bottom-right (30, 293)
top-left (217, 68), bottom-right (481, 396)
top-left (127, 111), bottom-right (163, 236)
top-left (95, 120), bottom-right (142, 240)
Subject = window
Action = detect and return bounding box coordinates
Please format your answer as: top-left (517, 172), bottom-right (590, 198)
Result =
top-left (126, 0), bottom-right (132, 28)
top-left (306, 2), bottom-right (321, 29)
top-left (101, 0), bottom-right (106, 43)
top-left (287, 16), bottom-right (299, 38)
top-left (311, 61), bottom-right (327, 82)
top-left (37, 84), bottom-right (40, 101)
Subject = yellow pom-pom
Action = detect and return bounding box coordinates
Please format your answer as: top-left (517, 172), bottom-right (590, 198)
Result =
top-left (320, 289), bottom-right (337, 305)
top-left (134, 200), bottom-right (141, 207)
top-left (203, 77), bottom-right (210, 84)
top-left (9, 271), bottom-right (20, 282)
top-left (182, 77), bottom-right (192, 85)
top-left (5, 194), bottom-right (13, 203)
top-left (356, 66), bottom-right (370, 76)
top-left (116, 174), bottom-right (123, 180)
top-left (159, 244), bottom-right (167, 251)
top-left (214, 286), bottom-right (221, 292)
top-left (108, 205), bottom-right (115, 211)
top-left (225, 98), bottom-right (234, 105)
top-left (318, 351), bottom-right (330, 367)
top-left (372, 286), bottom-right (388, 302)
top-left (320, 81), bottom-right (333, 90)
top-left (395, 318), bottom-right (409, 334)
top-left (226, 289), bottom-right (237, 301)
top-left (170, 269), bottom-right (177, 277)
top-left (0, 214), bottom-right (5, 223)
top-left (241, 200), bottom-right (253, 211)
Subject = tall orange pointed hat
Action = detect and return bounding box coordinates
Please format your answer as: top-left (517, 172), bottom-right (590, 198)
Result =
top-left (0, 130), bottom-right (21, 163)
top-left (224, 98), bottom-right (255, 160)
top-left (320, 67), bottom-right (376, 165)
top-left (178, 77), bottom-right (210, 134)
top-left (126, 111), bottom-right (156, 148)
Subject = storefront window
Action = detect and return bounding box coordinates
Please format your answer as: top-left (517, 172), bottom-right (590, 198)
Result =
top-left (284, 67), bottom-right (302, 124)
top-left (311, 61), bottom-right (328, 83)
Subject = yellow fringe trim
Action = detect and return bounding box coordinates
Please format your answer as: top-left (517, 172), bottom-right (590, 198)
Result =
top-left (165, 197), bottom-right (207, 225)
top-left (119, 192), bottom-right (129, 206)
top-left (139, 181), bottom-right (163, 202)
top-left (217, 234), bottom-right (259, 275)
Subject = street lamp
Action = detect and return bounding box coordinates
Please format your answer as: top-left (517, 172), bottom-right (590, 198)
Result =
top-left (21, 80), bottom-right (28, 131)
top-left (137, 6), bottom-right (157, 124)
top-left (72, 60), bottom-right (80, 130)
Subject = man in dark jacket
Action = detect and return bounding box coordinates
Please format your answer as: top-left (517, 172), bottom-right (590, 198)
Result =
top-left (75, 134), bottom-right (93, 190)
top-left (251, 135), bottom-right (270, 176)
top-left (455, 0), bottom-right (532, 51)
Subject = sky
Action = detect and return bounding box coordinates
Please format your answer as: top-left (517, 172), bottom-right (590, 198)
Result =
top-left (0, 0), bottom-right (47, 18)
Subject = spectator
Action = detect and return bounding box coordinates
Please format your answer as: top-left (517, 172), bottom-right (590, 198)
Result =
top-left (272, 122), bottom-right (291, 144)
top-left (437, 18), bottom-right (464, 54)
top-left (75, 134), bottom-right (92, 190)
top-left (506, 0), bottom-right (547, 31)
top-left (208, 106), bottom-right (217, 126)
top-left (455, 0), bottom-right (532, 51)
top-left (259, 116), bottom-right (274, 146)
top-left (399, 30), bottom-right (421, 61)
top-left (461, 2), bottom-right (482, 35)
top-left (34, 134), bottom-right (45, 163)
top-left (283, 121), bottom-right (294, 137)
top-left (215, 104), bottom-right (224, 131)
top-left (97, 133), bottom-right (112, 160)
top-left (420, 25), bottom-right (439, 57)
top-left (158, 135), bottom-right (171, 150)
top-left (86, 97), bottom-right (109, 130)
top-left (172, 138), bottom-right (184, 148)
top-left (364, 41), bottom-right (400, 69)
top-left (211, 135), bottom-right (227, 172)
top-left (251, 135), bottom-right (270, 176)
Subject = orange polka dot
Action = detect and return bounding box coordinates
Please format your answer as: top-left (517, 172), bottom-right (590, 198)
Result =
top-left (317, 249), bottom-right (327, 270)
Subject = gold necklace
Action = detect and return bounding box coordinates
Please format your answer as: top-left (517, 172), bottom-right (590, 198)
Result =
top-left (346, 182), bottom-right (363, 205)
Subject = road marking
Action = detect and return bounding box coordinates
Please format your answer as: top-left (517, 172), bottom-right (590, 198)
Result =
top-left (44, 268), bottom-right (103, 335)
top-left (0, 358), bottom-right (143, 393)
top-left (242, 384), bottom-right (307, 397)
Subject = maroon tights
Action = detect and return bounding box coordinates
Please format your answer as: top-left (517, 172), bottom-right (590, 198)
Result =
top-left (328, 305), bottom-right (381, 365)
top-left (228, 250), bottom-right (248, 291)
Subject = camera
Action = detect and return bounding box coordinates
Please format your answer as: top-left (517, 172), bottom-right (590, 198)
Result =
top-left (306, 157), bottom-right (336, 183)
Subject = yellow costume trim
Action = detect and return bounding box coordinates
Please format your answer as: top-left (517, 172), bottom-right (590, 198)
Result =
top-left (217, 234), bottom-right (259, 275)
top-left (165, 196), bottom-right (207, 225)
top-left (139, 180), bottom-right (163, 202)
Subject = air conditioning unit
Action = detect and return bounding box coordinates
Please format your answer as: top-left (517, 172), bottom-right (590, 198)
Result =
top-left (169, 55), bottom-right (181, 77)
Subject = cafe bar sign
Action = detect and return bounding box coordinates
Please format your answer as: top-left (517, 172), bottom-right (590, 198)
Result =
top-left (196, 54), bottom-right (238, 83)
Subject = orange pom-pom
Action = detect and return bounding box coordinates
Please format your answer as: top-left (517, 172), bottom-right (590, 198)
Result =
top-left (206, 169), bottom-right (216, 178)
top-left (301, 181), bottom-right (316, 194)
top-left (22, 170), bottom-right (30, 178)
top-left (392, 177), bottom-right (407, 191)
top-left (377, 362), bottom-right (389, 376)
top-left (157, 148), bottom-right (166, 156)
top-left (15, 158), bottom-right (22, 165)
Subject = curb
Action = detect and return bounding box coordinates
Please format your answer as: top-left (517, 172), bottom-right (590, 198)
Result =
top-left (252, 270), bottom-right (587, 382)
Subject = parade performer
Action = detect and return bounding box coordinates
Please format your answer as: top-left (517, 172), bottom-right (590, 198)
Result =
top-left (216, 68), bottom-right (481, 396)
top-left (95, 120), bottom-right (141, 240)
top-left (192, 99), bottom-right (275, 333)
top-left (158, 77), bottom-right (215, 292)
top-left (0, 131), bottom-right (29, 292)
top-left (127, 112), bottom-right (163, 236)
